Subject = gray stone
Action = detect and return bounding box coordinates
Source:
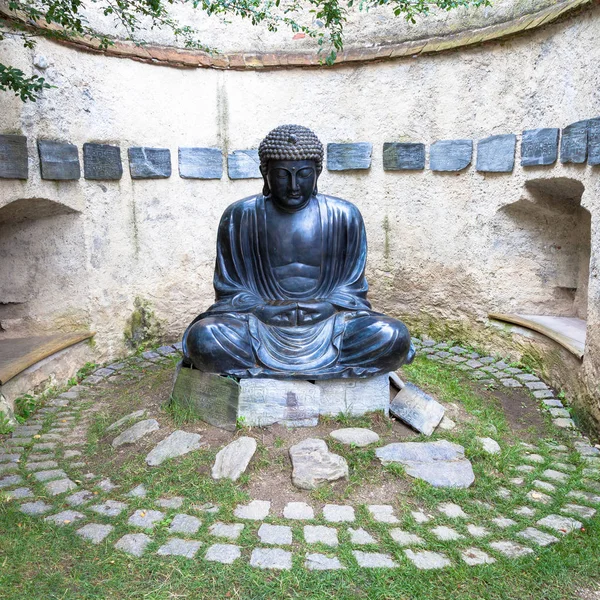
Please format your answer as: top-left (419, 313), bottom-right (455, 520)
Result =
top-left (526, 490), bottom-right (552, 504)
top-left (432, 526), bottom-right (464, 541)
top-left (404, 549), bottom-right (450, 570)
top-left (89, 500), bottom-right (128, 517)
top-left (521, 128), bottom-right (560, 166)
top-left (97, 478), bottom-right (118, 492)
top-left (437, 416), bottom-right (457, 430)
top-left (157, 345), bottom-right (176, 356)
top-left (560, 120), bottom-right (589, 164)
top-left (0, 454), bottom-right (21, 463)
top-left (478, 437), bottom-right (501, 454)
top-left (239, 378), bottom-right (319, 427)
top-left (382, 142), bottom-right (425, 170)
top-left (461, 548), bottom-right (495, 566)
top-left (45, 510), bottom-right (85, 525)
top-left (500, 378), bottom-right (522, 388)
top-left (327, 142), bottom-right (372, 171)
top-left (258, 523), bottom-right (293, 545)
top-left (515, 464), bottom-right (535, 473)
top-left (518, 527), bottom-right (559, 547)
top-left (66, 490), bottom-right (94, 506)
top-left (560, 504), bottom-right (596, 519)
top-left (142, 351), bottom-right (161, 361)
top-left (492, 517), bottom-right (517, 528)
top-left (534, 390), bottom-right (554, 399)
top-left (353, 550), bottom-right (397, 568)
top-left (77, 523), bottom-right (114, 544)
top-left (205, 543), bottom-right (241, 564)
top-left (0, 463), bottom-right (18, 474)
top-left (375, 440), bottom-right (475, 488)
top-left (128, 147), bottom-right (171, 178)
top-left (323, 504), bottom-right (355, 523)
top-left (389, 383), bottom-right (445, 436)
top-left (145, 430), bottom-right (202, 466)
top-left (32, 443), bottom-right (57, 451)
top-left (209, 522), bottom-right (244, 540)
top-left (283, 501), bottom-right (314, 520)
top-left (4, 487), bottom-right (33, 499)
top-left (106, 410), bottom-right (147, 432)
top-left (115, 533), bottom-right (152, 557)
top-left (553, 418), bottom-right (576, 429)
top-left (514, 506), bottom-right (536, 518)
top-left (250, 548), bottom-right (292, 570)
top-left (349, 527), bottom-right (377, 545)
top-left (541, 469), bottom-right (569, 483)
top-left (234, 500), bottom-right (270, 520)
top-left (26, 460), bottom-right (59, 471)
top-left (289, 438), bottom-right (348, 490)
top-left (46, 478), bottom-right (77, 495)
top-left (466, 524), bottom-right (489, 538)
top-left (156, 497), bottom-right (184, 509)
top-left (83, 143), bottom-right (122, 180)
top-left (34, 469), bottom-right (67, 482)
top-left (112, 419), bottom-right (160, 447)
top-left (305, 553), bottom-right (345, 570)
top-left (549, 408), bottom-right (570, 418)
top-left (304, 525), bottom-right (338, 546)
top-left (170, 514), bottom-right (201, 534)
top-left (567, 490), bottom-right (600, 504)
top-left (523, 453), bottom-right (545, 464)
top-left (20, 500), bottom-right (53, 515)
top-left (389, 529), bottom-right (423, 546)
top-left (212, 436), bottom-right (257, 481)
top-left (38, 140), bottom-right (80, 180)
top-left (330, 427), bottom-right (379, 447)
top-left (0, 134), bottom-right (28, 179)
top-left (588, 117), bottom-right (600, 165)
top-left (157, 538), bottom-right (201, 558)
top-left (438, 502), bottom-right (467, 518)
top-left (476, 134), bottom-right (516, 172)
top-left (317, 374), bottom-right (389, 417)
top-left (367, 504), bottom-right (399, 523)
top-left (525, 381), bottom-right (549, 390)
top-left (64, 450), bottom-right (82, 459)
top-left (227, 149), bottom-right (261, 179)
top-left (489, 540), bottom-right (534, 558)
top-left (516, 373), bottom-right (539, 382)
top-left (179, 147), bottom-right (223, 179)
top-left (430, 139), bottom-right (472, 171)
top-left (170, 366), bottom-right (238, 431)
top-left (128, 509), bottom-right (165, 528)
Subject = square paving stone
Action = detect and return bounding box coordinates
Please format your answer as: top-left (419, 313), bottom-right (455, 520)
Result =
top-left (209, 522), bottom-right (244, 540)
top-left (38, 140), bottom-right (80, 180)
top-left (541, 469), bottom-right (569, 483)
top-left (250, 548), bottom-right (292, 570)
top-left (533, 479), bottom-right (556, 492)
top-left (0, 464), bottom-right (18, 474)
top-left (438, 502), bottom-right (467, 518)
top-left (66, 490), bottom-right (94, 506)
top-left (517, 527), bottom-right (558, 547)
top-left (126, 484), bottom-right (147, 498)
top-left (432, 526), bottom-right (464, 541)
top-left (157, 538), bottom-right (202, 558)
top-left (258, 524), bottom-right (293, 545)
top-left (489, 540), bottom-right (534, 558)
top-left (169, 514), bottom-right (201, 535)
top-left (77, 523), bottom-right (114, 544)
top-left (34, 469), bottom-right (68, 482)
top-left (349, 527), bottom-right (377, 545)
top-left (115, 533), bottom-right (152, 557)
top-left (466, 524), bottom-right (490, 538)
top-left (89, 500), bottom-right (128, 517)
top-left (367, 504), bottom-right (399, 523)
top-left (26, 461), bottom-right (59, 471)
top-left (514, 506), bottom-right (537, 518)
top-left (234, 500), bottom-right (270, 520)
top-left (476, 134), bottom-right (516, 172)
top-left (128, 147), bottom-right (171, 178)
top-left (305, 553), bottom-right (345, 570)
top-left (45, 510), bottom-right (85, 525)
top-left (461, 547), bottom-right (496, 566)
top-left (20, 500), bottom-right (53, 515)
top-left (97, 478), bottom-right (119, 492)
top-left (382, 142), bottom-right (425, 170)
top-left (4, 487), bottom-right (34, 499)
top-left (156, 497), bottom-right (184, 509)
top-left (32, 443), bottom-right (57, 452)
top-left (46, 479), bottom-right (77, 496)
top-left (0, 475), bottom-right (23, 488)
top-left (537, 514), bottom-right (582, 534)
top-left (411, 510), bottom-right (431, 523)
top-left (492, 517), bottom-right (517, 528)
top-left (404, 548), bottom-right (451, 569)
top-left (283, 501), bottom-right (314, 520)
top-left (527, 490), bottom-right (552, 504)
top-left (204, 543), bottom-right (241, 564)
top-left (323, 504), bottom-right (355, 523)
top-left (353, 550), bottom-right (397, 569)
top-left (521, 128), bottom-right (559, 166)
top-left (128, 509), bottom-right (165, 528)
top-left (304, 525), bottom-right (339, 547)
top-left (0, 134), bottom-right (28, 179)
top-left (389, 529), bottom-right (424, 546)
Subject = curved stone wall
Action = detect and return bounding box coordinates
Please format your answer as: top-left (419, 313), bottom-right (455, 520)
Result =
top-left (0, 3), bottom-right (599, 431)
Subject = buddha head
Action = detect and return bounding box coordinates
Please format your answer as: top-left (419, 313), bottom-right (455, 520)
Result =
top-left (259, 124), bottom-right (324, 211)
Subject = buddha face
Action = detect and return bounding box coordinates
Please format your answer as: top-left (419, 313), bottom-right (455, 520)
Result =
top-left (266, 159), bottom-right (317, 211)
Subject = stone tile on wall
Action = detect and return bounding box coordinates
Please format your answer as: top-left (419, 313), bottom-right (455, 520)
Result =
top-left (476, 134), bottom-right (516, 172)
top-left (0, 135), bottom-right (28, 179)
top-left (179, 148), bottom-right (223, 179)
top-left (327, 143), bottom-right (372, 171)
top-left (560, 121), bottom-right (588, 164)
top-left (128, 147), bottom-right (171, 179)
top-left (521, 128), bottom-right (559, 167)
top-left (83, 143), bottom-right (123, 180)
top-left (38, 140), bottom-right (80, 180)
top-left (382, 143), bottom-right (425, 171)
top-left (430, 140), bottom-right (472, 172)
top-left (588, 118), bottom-right (600, 166)
top-left (227, 149), bottom-right (261, 179)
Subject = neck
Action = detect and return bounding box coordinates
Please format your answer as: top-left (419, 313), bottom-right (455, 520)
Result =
top-left (267, 195), bottom-right (314, 214)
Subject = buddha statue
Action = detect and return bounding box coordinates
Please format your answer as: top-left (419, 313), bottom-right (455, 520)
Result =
top-left (182, 124), bottom-right (415, 379)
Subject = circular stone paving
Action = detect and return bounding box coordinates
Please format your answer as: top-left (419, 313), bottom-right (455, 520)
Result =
top-left (1, 339), bottom-right (599, 598)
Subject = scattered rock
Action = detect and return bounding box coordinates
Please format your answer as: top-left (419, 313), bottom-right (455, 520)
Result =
top-left (112, 419), bottom-right (159, 447)
top-left (211, 436), bottom-right (257, 481)
top-left (330, 428), bottom-right (379, 447)
top-left (146, 430), bottom-right (202, 466)
top-left (389, 383), bottom-right (445, 436)
top-left (289, 438), bottom-right (348, 490)
top-left (478, 437), bottom-right (501, 455)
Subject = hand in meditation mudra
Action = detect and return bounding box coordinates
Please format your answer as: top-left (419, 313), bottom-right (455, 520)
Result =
top-left (183, 124), bottom-right (415, 379)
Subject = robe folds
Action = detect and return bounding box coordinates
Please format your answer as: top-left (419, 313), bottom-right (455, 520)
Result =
top-left (183, 194), bottom-right (413, 379)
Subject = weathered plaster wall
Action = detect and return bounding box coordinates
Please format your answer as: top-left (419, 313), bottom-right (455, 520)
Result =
top-left (0, 3), bottom-right (599, 429)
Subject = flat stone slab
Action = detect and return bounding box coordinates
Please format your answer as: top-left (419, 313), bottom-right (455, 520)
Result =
top-left (521, 128), bottom-right (559, 166)
top-left (128, 509), bottom-right (165, 528)
top-left (467, 524), bottom-right (490, 537)
top-left (438, 502), bottom-right (467, 518)
top-left (383, 142), bottom-right (425, 170)
top-left (3, 487), bottom-right (34, 499)
top-left (0, 474), bottom-right (23, 488)
top-left (38, 140), bottom-right (80, 180)
top-left (45, 510), bottom-right (85, 526)
top-left (430, 139), bottom-right (472, 171)
top-left (478, 437), bottom-right (501, 454)
top-left (489, 540), bottom-right (534, 558)
top-left (327, 142), bottom-right (372, 171)
top-left (461, 548), bottom-right (495, 566)
top-left (389, 383), bottom-right (445, 436)
top-left (157, 538), bottom-right (202, 558)
top-left (115, 533), bottom-right (152, 557)
top-left (89, 500), bottom-right (128, 517)
top-left (317, 374), bottom-right (389, 417)
top-left (323, 504), bottom-right (355, 523)
top-left (156, 497), bottom-right (184, 509)
top-left (329, 428), bottom-right (379, 447)
top-left (212, 436), bottom-right (257, 481)
top-left (537, 514), bottom-right (582, 534)
top-left (289, 438), bottom-right (348, 490)
top-left (283, 502), bottom-right (314, 520)
top-left (367, 505), bottom-right (399, 523)
top-left (432, 526), bottom-right (464, 541)
top-left (83, 143), bottom-right (123, 180)
top-left (77, 523), bottom-right (114, 544)
top-left (0, 134), bottom-right (28, 179)
top-left (209, 522), bottom-right (244, 540)
top-left (492, 517), bottom-right (517, 528)
top-left (169, 514), bottom-right (201, 534)
top-left (305, 553), bottom-right (345, 570)
top-left (178, 147), bottom-right (223, 179)
top-left (304, 525), bottom-right (338, 546)
top-left (239, 379), bottom-right (319, 427)
top-left (561, 504), bottom-right (597, 519)
top-left (20, 500), bottom-right (53, 515)
top-left (106, 410), bottom-right (147, 432)
top-left (66, 490), bottom-right (94, 506)
top-left (234, 500), bottom-right (271, 520)
top-left (205, 543), bottom-right (241, 564)
top-left (349, 527), bottom-right (377, 545)
top-left (353, 550), bottom-right (397, 568)
top-left (476, 134), bottom-right (516, 172)
top-left (227, 149), bottom-right (261, 179)
top-left (128, 147), bottom-right (171, 178)
top-left (560, 120), bottom-right (589, 164)
top-left (145, 430), bottom-right (202, 466)
top-left (258, 524), bottom-right (293, 545)
top-left (588, 117), bottom-right (600, 165)
top-left (517, 527), bottom-right (558, 547)
top-left (405, 549), bottom-right (451, 570)
top-left (112, 419), bottom-right (159, 447)
top-left (250, 548), bottom-right (292, 570)
top-left (46, 478), bottom-right (77, 495)
top-left (541, 469), bottom-right (569, 483)
top-left (375, 440), bottom-right (475, 488)
top-left (390, 529), bottom-right (424, 546)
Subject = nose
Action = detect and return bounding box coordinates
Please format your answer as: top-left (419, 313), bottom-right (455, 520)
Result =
top-left (290, 172), bottom-right (300, 193)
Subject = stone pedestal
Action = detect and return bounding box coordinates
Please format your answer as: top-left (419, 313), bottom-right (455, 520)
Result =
top-left (316, 374), bottom-right (390, 417)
